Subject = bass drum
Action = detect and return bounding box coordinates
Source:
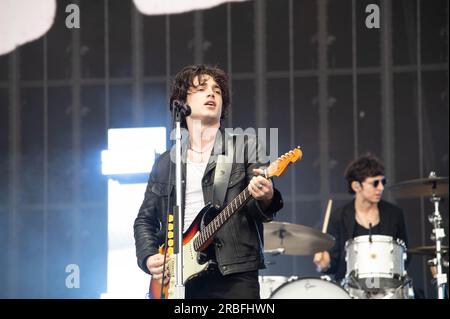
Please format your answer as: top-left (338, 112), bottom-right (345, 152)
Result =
top-left (259, 276), bottom-right (293, 299)
top-left (269, 277), bottom-right (352, 299)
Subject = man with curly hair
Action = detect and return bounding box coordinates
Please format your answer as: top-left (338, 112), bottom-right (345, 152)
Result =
top-left (134, 65), bottom-right (284, 299)
top-left (313, 154), bottom-right (409, 285)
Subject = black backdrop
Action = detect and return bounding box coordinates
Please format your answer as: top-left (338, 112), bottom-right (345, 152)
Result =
top-left (0, 0), bottom-right (448, 298)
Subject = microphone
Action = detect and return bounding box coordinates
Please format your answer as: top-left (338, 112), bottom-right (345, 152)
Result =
top-left (171, 99), bottom-right (192, 117)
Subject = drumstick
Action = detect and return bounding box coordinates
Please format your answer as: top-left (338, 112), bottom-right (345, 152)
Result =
top-left (322, 199), bottom-right (332, 233)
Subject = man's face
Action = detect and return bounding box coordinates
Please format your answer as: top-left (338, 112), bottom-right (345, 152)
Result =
top-left (186, 75), bottom-right (223, 126)
top-left (357, 175), bottom-right (386, 204)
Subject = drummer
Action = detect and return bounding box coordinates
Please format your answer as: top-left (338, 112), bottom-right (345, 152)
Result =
top-left (313, 154), bottom-right (409, 283)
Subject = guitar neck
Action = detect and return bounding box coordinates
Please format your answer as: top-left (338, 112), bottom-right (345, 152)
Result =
top-left (193, 188), bottom-right (252, 251)
top-left (192, 147), bottom-right (303, 252)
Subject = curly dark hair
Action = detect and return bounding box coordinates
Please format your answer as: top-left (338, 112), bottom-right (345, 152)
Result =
top-left (344, 154), bottom-right (385, 194)
top-left (169, 64), bottom-right (230, 128)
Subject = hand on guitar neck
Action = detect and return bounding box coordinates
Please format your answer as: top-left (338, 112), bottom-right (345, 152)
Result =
top-left (248, 168), bottom-right (274, 211)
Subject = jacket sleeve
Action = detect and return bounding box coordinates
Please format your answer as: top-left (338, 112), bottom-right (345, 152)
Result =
top-left (323, 211), bottom-right (341, 275)
top-left (133, 155), bottom-right (165, 274)
top-left (243, 135), bottom-right (284, 223)
top-left (395, 208), bottom-right (410, 268)
top-left (396, 208), bottom-right (408, 248)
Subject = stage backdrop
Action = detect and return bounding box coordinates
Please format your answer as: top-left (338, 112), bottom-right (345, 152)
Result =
top-left (0, 0), bottom-right (448, 298)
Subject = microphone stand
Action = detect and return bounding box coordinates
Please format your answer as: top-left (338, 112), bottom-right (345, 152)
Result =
top-left (171, 101), bottom-right (191, 299)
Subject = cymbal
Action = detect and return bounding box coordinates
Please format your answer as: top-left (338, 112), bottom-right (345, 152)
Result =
top-left (264, 221), bottom-right (335, 256)
top-left (387, 176), bottom-right (448, 198)
top-left (407, 245), bottom-right (448, 256)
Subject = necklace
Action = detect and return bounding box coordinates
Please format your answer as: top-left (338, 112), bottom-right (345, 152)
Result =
top-left (188, 142), bottom-right (214, 154)
top-left (189, 147), bottom-right (210, 154)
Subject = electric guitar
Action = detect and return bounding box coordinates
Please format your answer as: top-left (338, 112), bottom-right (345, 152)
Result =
top-left (149, 147), bottom-right (303, 299)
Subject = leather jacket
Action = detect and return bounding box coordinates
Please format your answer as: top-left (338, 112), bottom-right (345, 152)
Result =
top-left (134, 128), bottom-right (284, 276)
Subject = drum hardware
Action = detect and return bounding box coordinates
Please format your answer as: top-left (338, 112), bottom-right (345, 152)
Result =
top-left (320, 275), bottom-right (332, 281)
top-left (408, 245), bottom-right (449, 256)
top-left (428, 258), bottom-right (449, 268)
top-left (345, 275), bottom-right (414, 299)
top-left (428, 181), bottom-right (447, 299)
top-left (387, 277), bottom-right (414, 299)
top-left (264, 248), bottom-right (286, 256)
top-left (264, 221), bottom-right (335, 255)
top-left (263, 248), bottom-right (286, 266)
top-left (344, 270), bottom-right (364, 291)
top-left (388, 172), bottom-right (449, 299)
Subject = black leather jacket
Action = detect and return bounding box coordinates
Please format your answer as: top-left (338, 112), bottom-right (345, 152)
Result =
top-left (134, 128), bottom-right (284, 276)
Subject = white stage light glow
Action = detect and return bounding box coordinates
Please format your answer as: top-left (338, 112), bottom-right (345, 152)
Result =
top-left (101, 127), bottom-right (166, 299)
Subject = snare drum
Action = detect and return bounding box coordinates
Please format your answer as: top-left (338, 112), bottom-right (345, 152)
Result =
top-left (269, 277), bottom-right (351, 299)
top-left (345, 235), bottom-right (407, 290)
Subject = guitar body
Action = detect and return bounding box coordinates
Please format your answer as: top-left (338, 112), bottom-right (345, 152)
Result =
top-left (149, 204), bottom-right (219, 299)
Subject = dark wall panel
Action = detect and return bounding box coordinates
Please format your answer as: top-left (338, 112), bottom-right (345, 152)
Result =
top-left (294, 0), bottom-right (317, 70)
top-left (266, 0), bottom-right (289, 71)
top-left (231, 2), bottom-right (254, 73)
top-left (204, 4), bottom-right (228, 69)
top-left (48, 87), bottom-right (73, 204)
top-left (294, 77), bottom-right (320, 195)
top-left (329, 75), bottom-right (354, 194)
top-left (47, 0), bottom-right (73, 80)
top-left (0, 0), bottom-right (447, 299)
top-left (20, 88), bottom-right (44, 205)
top-left (143, 16), bottom-right (167, 76)
top-left (356, 0), bottom-right (381, 67)
top-left (81, 0), bottom-right (106, 78)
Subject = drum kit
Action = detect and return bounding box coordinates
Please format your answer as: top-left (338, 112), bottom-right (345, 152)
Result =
top-left (260, 172), bottom-right (449, 299)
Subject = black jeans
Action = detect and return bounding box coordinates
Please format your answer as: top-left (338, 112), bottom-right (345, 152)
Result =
top-left (185, 264), bottom-right (260, 299)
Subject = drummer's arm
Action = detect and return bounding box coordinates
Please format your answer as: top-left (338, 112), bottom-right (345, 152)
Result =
top-left (314, 217), bottom-right (340, 273)
top-left (314, 251), bottom-right (331, 272)
top-left (323, 215), bottom-right (341, 274)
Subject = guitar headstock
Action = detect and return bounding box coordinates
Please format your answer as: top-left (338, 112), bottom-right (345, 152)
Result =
top-left (266, 147), bottom-right (303, 178)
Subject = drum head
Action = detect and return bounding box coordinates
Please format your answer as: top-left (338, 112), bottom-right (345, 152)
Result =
top-left (345, 234), bottom-right (407, 290)
top-left (269, 277), bottom-right (351, 299)
top-left (259, 276), bottom-right (291, 299)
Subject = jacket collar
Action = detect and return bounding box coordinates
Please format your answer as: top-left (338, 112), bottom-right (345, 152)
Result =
top-left (343, 199), bottom-right (356, 239)
top-left (203, 126), bottom-right (229, 177)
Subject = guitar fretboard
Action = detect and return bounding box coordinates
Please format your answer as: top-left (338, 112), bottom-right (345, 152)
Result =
top-left (193, 187), bottom-right (252, 251)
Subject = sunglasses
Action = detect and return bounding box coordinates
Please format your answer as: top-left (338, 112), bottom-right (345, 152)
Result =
top-left (364, 178), bottom-right (387, 188)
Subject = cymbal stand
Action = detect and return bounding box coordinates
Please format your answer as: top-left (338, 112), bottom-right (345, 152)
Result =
top-left (428, 189), bottom-right (448, 299)
top-left (264, 248), bottom-right (286, 256)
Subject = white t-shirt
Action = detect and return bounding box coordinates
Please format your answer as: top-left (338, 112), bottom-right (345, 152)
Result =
top-left (183, 159), bottom-right (208, 232)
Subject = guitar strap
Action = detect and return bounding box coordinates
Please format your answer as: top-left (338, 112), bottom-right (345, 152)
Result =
top-left (211, 135), bottom-right (234, 209)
